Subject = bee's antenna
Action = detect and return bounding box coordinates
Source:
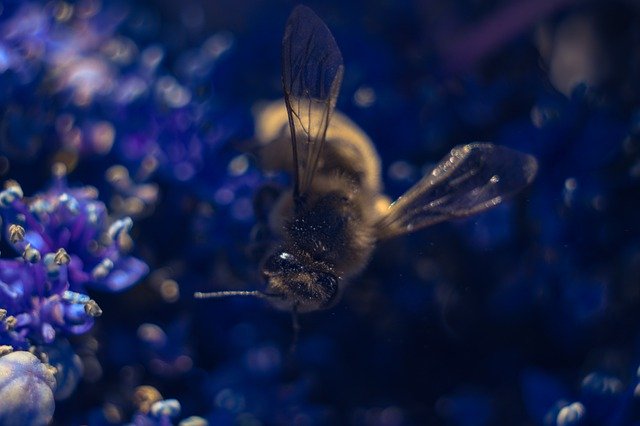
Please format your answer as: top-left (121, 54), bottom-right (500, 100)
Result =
top-left (194, 290), bottom-right (271, 300)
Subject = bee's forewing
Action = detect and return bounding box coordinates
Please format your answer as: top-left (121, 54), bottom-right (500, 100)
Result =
top-left (282, 5), bottom-right (344, 202)
top-left (376, 143), bottom-right (538, 240)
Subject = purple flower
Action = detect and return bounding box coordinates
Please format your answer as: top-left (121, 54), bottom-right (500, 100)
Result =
top-left (0, 350), bottom-right (56, 426)
top-left (127, 386), bottom-right (208, 426)
top-left (137, 320), bottom-right (194, 378)
top-left (0, 1), bottom-right (123, 86)
top-left (46, 336), bottom-right (83, 400)
top-left (0, 170), bottom-right (147, 348)
top-left (0, 1), bottom-right (149, 158)
top-left (106, 165), bottom-right (160, 219)
top-left (522, 365), bottom-right (638, 425)
top-left (0, 246), bottom-right (103, 347)
top-left (0, 171), bottom-right (149, 294)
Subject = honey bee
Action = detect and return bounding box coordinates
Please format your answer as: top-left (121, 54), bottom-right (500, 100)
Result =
top-left (196, 6), bottom-right (538, 323)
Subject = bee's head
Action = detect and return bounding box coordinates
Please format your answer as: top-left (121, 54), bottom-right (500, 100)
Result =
top-left (261, 250), bottom-right (338, 313)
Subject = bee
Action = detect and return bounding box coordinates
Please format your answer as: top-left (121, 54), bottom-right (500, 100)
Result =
top-left (196, 6), bottom-right (538, 324)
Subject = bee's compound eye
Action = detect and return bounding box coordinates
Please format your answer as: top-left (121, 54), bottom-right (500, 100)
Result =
top-left (279, 252), bottom-right (294, 261)
top-left (262, 251), bottom-right (298, 276)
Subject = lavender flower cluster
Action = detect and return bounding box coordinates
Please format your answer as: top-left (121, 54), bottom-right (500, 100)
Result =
top-left (0, 0), bottom-right (639, 425)
top-left (0, 168), bottom-right (147, 347)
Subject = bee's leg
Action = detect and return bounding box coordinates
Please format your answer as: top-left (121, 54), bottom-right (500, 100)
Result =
top-left (289, 303), bottom-right (301, 354)
top-left (248, 184), bottom-right (284, 261)
top-left (247, 223), bottom-right (274, 261)
top-left (253, 183), bottom-right (284, 222)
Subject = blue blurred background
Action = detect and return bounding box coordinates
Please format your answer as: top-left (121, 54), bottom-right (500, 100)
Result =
top-left (0, 0), bottom-right (639, 424)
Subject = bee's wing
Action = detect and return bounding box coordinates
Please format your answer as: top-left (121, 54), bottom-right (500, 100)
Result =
top-left (376, 143), bottom-right (538, 240)
top-left (282, 5), bottom-right (344, 201)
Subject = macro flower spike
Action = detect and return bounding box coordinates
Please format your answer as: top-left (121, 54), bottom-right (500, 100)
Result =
top-left (0, 167), bottom-right (148, 348)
